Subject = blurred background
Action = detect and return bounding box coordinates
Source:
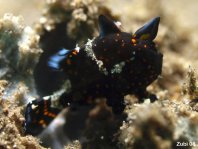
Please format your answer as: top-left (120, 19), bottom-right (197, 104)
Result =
top-left (0, 0), bottom-right (43, 25)
top-left (1, 0), bottom-right (197, 96)
top-left (0, 0), bottom-right (198, 148)
top-left (1, 0), bottom-right (198, 30)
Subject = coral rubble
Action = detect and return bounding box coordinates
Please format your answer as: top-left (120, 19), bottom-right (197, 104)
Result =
top-left (0, 0), bottom-right (198, 149)
top-left (0, 13), bottom-right (42, 77)
top-left (0, 80), bottom-right (44, 149)
top-left (119, 99), bottom-right (198, 149)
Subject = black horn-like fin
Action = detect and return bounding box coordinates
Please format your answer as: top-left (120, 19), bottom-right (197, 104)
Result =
top-left (98, 15), bottom-right (121, 37)
top-left (134, 17), bottom-right (160, 41)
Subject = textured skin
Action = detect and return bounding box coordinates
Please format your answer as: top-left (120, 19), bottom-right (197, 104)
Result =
top-left (24, 15), bottom-right (163, 135)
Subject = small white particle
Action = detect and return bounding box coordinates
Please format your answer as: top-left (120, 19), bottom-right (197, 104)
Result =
top-left (31, 104), bottom-right (38, 109)
top-left (39, 17), bottom-right (47, 24)
top-left (111, 61), bottom-right (125, 74)
top-left (144, 99), bottom-right (151, 104)
top-left (75, 47), bottom-right (80, 52)
top-left (75, 44), bottom-right (80, 52)
top-left (43, 96), bottom-right (50, 100)
top-left (130, 57), bottom-right (135, 61)
top-left (124, 138), bottom-right (129, 143)
top-left (114, 21), bottom-right (122, 28)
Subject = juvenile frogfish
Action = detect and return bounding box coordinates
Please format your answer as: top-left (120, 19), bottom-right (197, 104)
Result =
top-left (24, 15), bottom-right (163, 135)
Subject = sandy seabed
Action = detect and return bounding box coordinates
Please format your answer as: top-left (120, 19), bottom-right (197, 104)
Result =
top-left (0, 0), bottom-right (198, 149)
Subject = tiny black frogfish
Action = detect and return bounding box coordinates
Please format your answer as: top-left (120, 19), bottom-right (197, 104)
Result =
top-left (24, 15), bottom-right (163, 135)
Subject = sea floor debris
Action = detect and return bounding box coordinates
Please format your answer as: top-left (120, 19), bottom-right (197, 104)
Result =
top-left (0, 0), bottom-right (198, 149)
